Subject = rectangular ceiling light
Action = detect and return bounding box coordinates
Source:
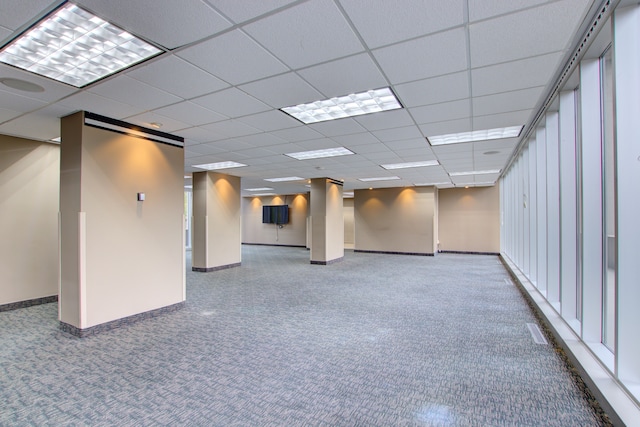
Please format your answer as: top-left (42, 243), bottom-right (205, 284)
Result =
top-left (285, 147), bottom-right (354, 160)
top-left (245, 187), bottom-right (274, 191)
top-left (193, 161), bottom-right (247, 170)
top-left (381, 160), bottom-right (439, 170)
top-left (426, 126), bottom-right (523, 146)
top-left (264, 176), bottom-right (305, 182)
top-left (251, 193), bottom-right (276, 196)
top-left (281, 87), bottom-right (402, 124)
top-left (449, 169), bottom-right (501, 176)
top-left (0, 3), bottom-right (162, 87)
top-left (358, 176), bottom-right (401, 182)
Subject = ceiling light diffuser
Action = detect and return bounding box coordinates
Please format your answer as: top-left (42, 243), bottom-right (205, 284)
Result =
top-left (0, 3), bottom-right (162, 87)
top-left (426, 126), bottom-right (523, 146)
top-left (449, 169), bottom-right (501, 176)
top-left (264, 176), bottom-right (305, 182)
top-left (245, 187), bottom-right (274, 191)
top-left (358, 176), bottom-right (401, 182)
top-left (193, 161), bottom-right (247, 170)
top-left (281, 87), bottom-right (402, 124)
top-left (380, 160), bottom-right (439, 170)
top-left (285, 147), bottom-right (354, 160)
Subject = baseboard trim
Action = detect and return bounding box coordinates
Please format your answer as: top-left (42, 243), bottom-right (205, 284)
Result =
top-left (192, 262), bottom-right (241, 272)
top-left (439, 250), bottom-right (500, 256)
top-left (59, 301), bottom-right (185, 338)
top-left (354, 249), bottom-right (434, 256)
top-left (242, 243), bottom-right (306, 248)
top-left (0, 295), bottom-right (58, 312)
top-left (310, 257), bottom-right (344, 265)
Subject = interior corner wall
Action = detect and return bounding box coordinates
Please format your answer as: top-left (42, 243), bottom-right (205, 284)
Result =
top-left (354, 186), bottom-right (435, 255)
top-left (241, 194), bottom-right (308, 246)
top-left (59, 112), bottom-right (184, 329)
top-left (438, 185), bottom-right (500, 253)
top-left (0, 135), bottom-right (59, 305)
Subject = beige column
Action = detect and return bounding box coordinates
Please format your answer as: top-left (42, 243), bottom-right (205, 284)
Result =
top-left (192, 171), bottom-right (241, 271)
top-left (310, 178), bottom-right (344, 264)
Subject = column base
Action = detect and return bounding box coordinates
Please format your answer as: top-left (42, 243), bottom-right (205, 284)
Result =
top-left (192, 262), bottom-right (241, 272)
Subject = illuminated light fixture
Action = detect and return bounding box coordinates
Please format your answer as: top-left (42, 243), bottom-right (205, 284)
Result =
top-left (184, 175), bottom-right (192, 179)
top-left (285, 147), bottom-right (354, 160)
top-left (50, 136), bottom-right (61, 143)
top-left (281, 87), bottom-right (402, 124)
top-left (426, 126), bottom-right (523, 146)
top-left (0, 3), bottom-right (162, 87)
top-left (149, 122), bottom-right (163, 129)
top-left (245, 187), bottom-right (274, 191)
top-left (381, 160), bottom-right (439, 170)
top-left (449, 169), bottom-right (500, 176)
top-left (264, 176), bottom-right (304, 182)
top-left (343, 192), bottom-right (354, 197)
top-left (358, 176), bottom-right (400, 182)
top-left (252, 193), bottom-right (276, 196)
top-left (193, 161), bottom-right (247, 170)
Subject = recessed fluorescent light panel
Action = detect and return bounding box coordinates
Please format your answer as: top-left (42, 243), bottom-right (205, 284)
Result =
top-left (281, 87), bottom-right (402, 124)
top-left (427, 126), bottom-right (523, 146)
top-left (358, 176), bottom-right (401, 182)
top-left (0, 3), bottom-right (162, 87)
top-left (193, 161), bottom-right (247, 170)
top-left (449, 169), bottom-right (501, 176)
top-left (264, 176), bottom-right (305, 182)
top-left (285, 147), bottom-right (354, 160)
top-left (381, 160), bottom-right (439, 170)
top-left (245, 187), bottom-right (274, 191)
top-left (252, 193), bottom-right (276, 197)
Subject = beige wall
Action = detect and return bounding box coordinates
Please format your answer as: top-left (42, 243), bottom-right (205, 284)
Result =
top-left (242, 194), bottom-right (307, 246)
top-left (310, 179), bottom-right (344, 263)
top-left (438, 185), bottom-right (500, 253)
top-left (192, 171), bottom-right (241, 269)
top-left (354, 186), bottom-right (436, 254)
top-left (343, 197), bottom-right (355, 246)
top-left (0, 135), bottom-right (59, 305)
top-left (60, 112), bottom-right (185, 329)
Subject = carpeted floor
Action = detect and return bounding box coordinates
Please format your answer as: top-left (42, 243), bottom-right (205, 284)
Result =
top-left (0, 246), bottom-right (607, 426)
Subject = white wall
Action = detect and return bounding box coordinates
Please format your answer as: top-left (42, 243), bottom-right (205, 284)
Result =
top-left (242, 194), bottom-right (308, 246)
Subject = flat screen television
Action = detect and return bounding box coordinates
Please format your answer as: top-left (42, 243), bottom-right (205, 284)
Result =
top-left (262, 205), bottom-right (289, 224)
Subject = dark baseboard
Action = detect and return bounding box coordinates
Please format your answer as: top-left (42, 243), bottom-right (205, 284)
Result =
top-left (59, 301), bottom-right (185, 338)
top-left (0, 295), bottom-right (58, 312)
top-left (192, 262), bottom-right (241, 272)
top-left (354, 249), bottom-right (434, 256)
top-left (242, 243), bottom-right (306, 248)
top-left (439, 250), bottom-right (500, 256)
top-left (310, 256), bottom-right (344, 265)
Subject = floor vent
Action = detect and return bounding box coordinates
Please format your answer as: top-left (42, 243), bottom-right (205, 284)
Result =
top-left (527, 323), bottom-right (549, 345)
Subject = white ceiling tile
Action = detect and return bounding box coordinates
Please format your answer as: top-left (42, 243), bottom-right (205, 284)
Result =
top-left (58, 92), bottom-right (141, 119)
top-left (383, 138), bottom-right (430, 151)
top-left (153, 101), bottom-right (227, 127)
top-left (127, 55), bottom-right (228, 99)
top-left (468, 0), bottom-right (548, 22)
top-left (469, 0), bottom-right (591, 68)
top-left (0, 26), bottom-right (12, 42)
top-left (77, 0), bottom-right (231, 49)
top-left (88, 76), bottom-right (181, 110)
top-left (0, 88), bottom-right (47, 111)
top-left (419, 118), bottom-right (472, 136)
top-left (297, 53), bottom-right (387, 98)
top-left (340, 0), bottom-right (464, 48)
top-left (332, 132), bottom-right (380, 147)
top-left (0, 1), bottom-right (52, 30)
top-left (212, 0), bottom-right (300, 23)
top-left (191, 88), bottom-right (271, 118)
top-left (0, 107), bottom-right (22, 123)
top-left (473, 138), bottom-right (518, 153)
top-left (201, 120), bottom-right (262, 139)
top-left (309, 118), bottom-right (366, 137)
top-left (293, 137), bottom-right (343, 151)
top-left (473, 110), bottom-right (532, 131)
top-left (396, 147), bottom-right (439, 160)
top-left (372, 125), bottom-right (423, 142)
top-left (234, 133), bottom-right (287, 147)
top-left (124, 111), bottom-right (191, 133)
top-left (176, 30), bottom-right (288, 85)
top-left (354, 109), bottom-right (414, 132)
top-left (0, 63), bottom-right (78, 102)
top-left (409, 99), bottom-right (471, 125)
top-left (243, 0), bottom-right (364, 69)
top-left (473, 86), bottom-right (544, 117)
top-left (0, 105), bottom-right (69, 141)
top-left (240, 73), bottom-right (323, 108)
top-left (432, 143), bottom-right (474, 155)
top-left (271, 126), bottom-right (324, 142)
top-left (373, 28), bottom-right (467, 84)
top-left (235, 110), bottom-right (301, 132)
top-left (186, 142), bottom-right (229, 156)
top-left (394, 71), bottom-right (470, 108)
top-left (471, 52), bottom-right (563, 97)
top-left (178, 126), bottom-right (223, 144)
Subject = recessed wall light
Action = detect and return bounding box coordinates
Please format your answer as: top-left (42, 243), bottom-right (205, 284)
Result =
top-left (449, 169), bottom-right (501, 176)
top-left (264, 176), bottom-right (305, 182)
top-left (426, 126), bottom-right (523, 146)
top-left (281, 87), bottom-right (402, 124)
top-left (285, 147), bottom-right (354, 160)
top-left (193, 161), bottom-right (247, 170)
top-left (0, 3), bottom-right (162, 87)
top-left (358, 176), bottom-right (401, 182)
top-left (380, 160), bottom-right (439, 170)
top-left (245, 187), bottom-right (274, 191)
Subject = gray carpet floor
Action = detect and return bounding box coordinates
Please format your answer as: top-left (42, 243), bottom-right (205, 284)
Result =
top-left (1, 246), bottom-right (606, 426)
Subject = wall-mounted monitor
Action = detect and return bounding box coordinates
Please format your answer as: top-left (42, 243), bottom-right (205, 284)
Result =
top-left (262, 205), bottom-right (289, 224)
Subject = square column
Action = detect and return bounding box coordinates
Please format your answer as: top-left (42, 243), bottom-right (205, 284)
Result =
top-left (310, 178), bottom-right (344, 265)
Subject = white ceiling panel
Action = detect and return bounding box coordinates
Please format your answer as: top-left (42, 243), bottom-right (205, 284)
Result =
top-left (127, 55), bottom-right (228, 99)
top-left (468, 0), bottom-right (548, 22)
top-left (191, 88), bottom-right (271, 118)
top-left (0, 0), bottom-right (53, 31)
top-left (0, 105), bottom-right (69, 141)
top-left (271, 126), bottom-right (324, 142)
top-left (0, 88), bottom-right (47, 111)
top-left (355, 109), bottom-right (414, 132)
top-left (58, 92), bottom-right (140, 120)
top-left (419, 118), bottom-right (472, 137)
top-left (243, 0), bottom-right (364, 69)
top-left (373, 28), bottom-right (467, 84)
top-left (124, 111), bottom-right (192, 133)
top-left (0, 27), bottom-right (12, 43)
top-left (212, 0), bottom-right (300, 24)
top-left (0, 64), bottom-right (78, 102)
top-left (240, 73), bottom-right (323, 108)
top-left (88, 76), bottom-right (182, 111)
top-left (201, 120), bottom-right (262, 139)
top-left (153, 101), bottom-right (227, 127)
top-left (395, 147), bottom-right (438, 160)
top-left (332, 132), bottom-right (380, 148)
top-left (372, 126), bottom-right (423, 142)
top-left (234, 133), bottom-right (288, 148)
top-left (473, 86), bottom-right (544, 117)
top-left (297, 53), bottom-right (387, 98)
top-left (409, 99), bottom-right (471, 125)
top-left (77, 0), bottom-right (231, 49)
top-left (176, 29), bottom-right (288, 85)
top-left (473, 110), bottom-right (532, 131)
top-left (186, 143), bottom-right (230, 156)
top-left (0, 107), bottom-right (22, 123)
top-left (340, 0), bottom-right (464, 49)
top-left (395, 71), bottom-right (469, 108)
top-left (309, 118), bottom-right (366, 138)
top-left (471, 52), bottom-right (563, 97)
top-left (383, 138), bottom-right (429, 151)
top-left (236, 110), bottom-right (301, 132)
top-left (469, 0), bottom-right (589, 68)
